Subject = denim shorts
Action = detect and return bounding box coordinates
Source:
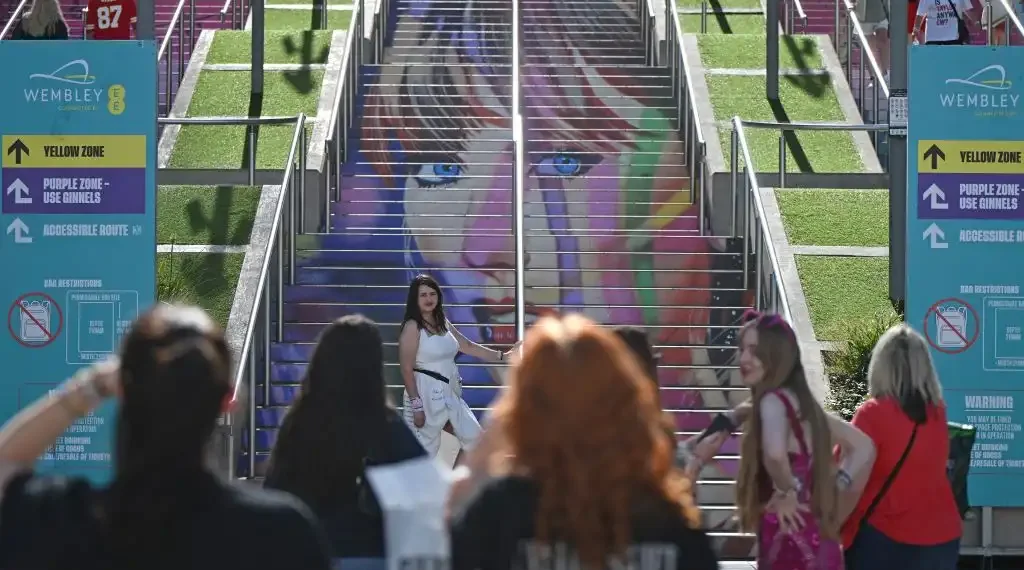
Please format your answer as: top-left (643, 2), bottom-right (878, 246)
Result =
top-left (845, 523), bottom-right (959, 570)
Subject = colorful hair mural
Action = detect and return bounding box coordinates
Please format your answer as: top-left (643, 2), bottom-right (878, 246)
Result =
top-left (292, 0), bottom-right (753, 549)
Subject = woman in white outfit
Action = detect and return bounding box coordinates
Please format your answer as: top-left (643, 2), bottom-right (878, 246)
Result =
top-left (399, 275), bottom-right (517, 459)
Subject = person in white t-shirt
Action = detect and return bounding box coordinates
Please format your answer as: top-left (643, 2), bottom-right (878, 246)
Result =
top-left (914, 0), bottom-right (978, 44)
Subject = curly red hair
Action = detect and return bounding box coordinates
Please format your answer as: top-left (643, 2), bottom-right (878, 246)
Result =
top-left (489, 314), bottom-right (701, 567)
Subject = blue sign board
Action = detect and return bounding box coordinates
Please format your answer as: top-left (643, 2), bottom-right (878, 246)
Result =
top-left (0, 41), bottom-right (157, 484)
top-left (908, 46), bottom-right (1024, 507)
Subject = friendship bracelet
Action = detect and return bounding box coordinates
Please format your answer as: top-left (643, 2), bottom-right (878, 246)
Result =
top-left (409, 397), bottom-right (424, 412)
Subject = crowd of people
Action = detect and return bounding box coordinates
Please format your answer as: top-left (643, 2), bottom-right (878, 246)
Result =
top-left (0, 274), bottom-right (967, 570)
top-left (5, 0), bottom-right (136, 40)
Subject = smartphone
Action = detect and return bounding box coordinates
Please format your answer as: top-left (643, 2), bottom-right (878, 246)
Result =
top-left (695, 413), bottom-right (735, 444)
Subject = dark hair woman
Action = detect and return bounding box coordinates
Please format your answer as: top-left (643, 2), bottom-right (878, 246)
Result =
top-left (265, 314), bottom-right (426, 560)
top-left (0, 305), bottom-right (331, 570)
top-left (398, 274), bottom-right (518, 461)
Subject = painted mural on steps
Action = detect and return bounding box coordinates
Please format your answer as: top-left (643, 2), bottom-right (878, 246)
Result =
top-left (290, 0), bottom-right (753, 555)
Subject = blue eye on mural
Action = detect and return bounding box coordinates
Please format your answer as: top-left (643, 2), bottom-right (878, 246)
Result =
top-left (536, 153), bottom-right (583, 177)
top-left (415, 162), bottom-right (463, 187)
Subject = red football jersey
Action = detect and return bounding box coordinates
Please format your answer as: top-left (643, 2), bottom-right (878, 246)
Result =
top-left (85, 0), bottom-right (137, 40)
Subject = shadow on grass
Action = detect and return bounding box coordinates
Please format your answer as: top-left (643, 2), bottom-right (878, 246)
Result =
top-left (768, 98), bottom-right (813, 172)
top-left (705, 0), bottom-right (742, 34)
top-left (282, 30), bottom-right (329, 94)
top-left (781, 35), bottom-right (827, 98)
top-left (186, 185), bottom-right (255, 245)
top-left (157, 251), bottom-right (233, 309)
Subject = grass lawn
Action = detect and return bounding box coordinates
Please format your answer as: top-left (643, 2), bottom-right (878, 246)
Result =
top-left (776, 189), bottom-right (888, 246)
top-left (796, 255), bottom-right (894, 341)
top-left (698, 34), bottom-right (823, 69)
top-left (206, 30), bottom-right (334, 64)
top-left (707, 75), bottom-right (864, 172)
top-left (158, 186), bottom-right (261, 245)
top-left (680, 13), bottom-right (765, 34)
top-left (677, 0), bottom-right (763, 9)
top-left (170, 70), bottom-right (322, 169)
top-left (265, 7), bottom-right (353, 30)
top-left (157, 252), bottom-right (245, 326)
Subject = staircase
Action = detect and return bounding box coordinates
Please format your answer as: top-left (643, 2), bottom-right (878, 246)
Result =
top-left (252, 0), bottom-right (756, 561)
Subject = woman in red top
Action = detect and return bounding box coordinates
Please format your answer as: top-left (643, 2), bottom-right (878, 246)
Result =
top-left (842, 324), bottom-right (961, 570)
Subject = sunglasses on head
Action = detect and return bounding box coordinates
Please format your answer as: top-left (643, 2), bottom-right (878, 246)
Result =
top-left (741, 309), bottom-right (796, 340)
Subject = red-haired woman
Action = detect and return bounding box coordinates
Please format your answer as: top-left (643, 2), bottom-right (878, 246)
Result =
top-left (448, 315), bottom-right (718, 570)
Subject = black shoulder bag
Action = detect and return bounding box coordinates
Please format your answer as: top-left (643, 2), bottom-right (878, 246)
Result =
top-left (847, 424), bottom-right (918, 561)
top-left (944, 0), bottom-right (971, 44)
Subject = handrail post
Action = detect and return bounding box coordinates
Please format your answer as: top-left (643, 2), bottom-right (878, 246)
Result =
top-left (512, 0), bottom-right (526, 342)
top-left (730, 129), bottom-right (739, 235)
top-left (778, 134), bottom-right (786, 190)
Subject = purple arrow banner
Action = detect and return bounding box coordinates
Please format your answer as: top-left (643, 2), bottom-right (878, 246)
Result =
top-left (1, 167), bottom-right (146, 215)
top-left (917, 173), bottom-right (1024, 220)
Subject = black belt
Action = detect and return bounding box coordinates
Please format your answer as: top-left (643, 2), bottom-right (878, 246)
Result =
top-left (414, 368), bottom-right (451, 384)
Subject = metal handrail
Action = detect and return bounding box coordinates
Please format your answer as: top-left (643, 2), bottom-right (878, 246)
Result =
top-left (157, 0), bottom-right (196, 117)
top-left (324, 0), bottom-right (363, 228)
top-left (730, 117), bottom-right (794, 323)
top-left (986, 0), bottom-right (1024, 43)
top-left (1, 0), bottom-right (29, 38)
top-left (512, 0), bottom-right (526, 341)
top-left (666, 0), bottom-right (709, 235)
top-left (729, 118), bottom-right (890, 321)
top-left (785, 0), bottom-right (809, 32)
top-left (214, 114), bottom-right (305, 480)
top-left (836, 0), bottom-right (890, 150)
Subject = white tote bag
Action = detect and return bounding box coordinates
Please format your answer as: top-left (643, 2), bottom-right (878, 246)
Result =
top-left (365, 457), bottom-right (453, 570)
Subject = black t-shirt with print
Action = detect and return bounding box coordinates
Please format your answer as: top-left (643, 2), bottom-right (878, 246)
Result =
top-left (449, 475), bottom-right (719, 570)
top-left (0, 470), bottom-right (332, 570)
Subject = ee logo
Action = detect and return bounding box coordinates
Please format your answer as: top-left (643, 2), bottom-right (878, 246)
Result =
top-left (107, 84), bottom-right (126, 116)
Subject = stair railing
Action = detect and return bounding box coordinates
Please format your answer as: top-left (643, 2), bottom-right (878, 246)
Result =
top-left (665, 0), bottom-right (709, 235)
top-left (985, 0), bottom-right (1024, 44)
top-left (0, 0), bottom-right (29, 38)
top-left (728, 117), bottom-right (795, 321)
top-left (783, 0), bottom-right (808, 33)
top-left (636, 0), bottom-right (658, 66)
top-left (218, 0), bottom-right (251, 29)
top-left (728, 118), bottom-right (888, 311)
top-left (324, 0), bottom-right (363, 229)
top-left (158, 0), bottom-right (197, 117)
top-left (838, 0), bottom-right (889, 151)
top-left (205, 114), bottom-right (305, 480)
top-left (512, 0), bottom-right (526, 340)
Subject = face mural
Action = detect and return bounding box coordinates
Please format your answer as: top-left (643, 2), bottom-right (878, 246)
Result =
top-left (296, 0), bottom-right (752, 552)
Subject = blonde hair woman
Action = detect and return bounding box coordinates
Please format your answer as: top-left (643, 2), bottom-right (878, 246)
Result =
top-left (842, 324), bottom-right (961, 570)
top-left (12, 0), bottom-right (70, 40)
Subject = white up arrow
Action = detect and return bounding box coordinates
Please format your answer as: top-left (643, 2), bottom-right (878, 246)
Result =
top-left (923, 183), bottom-right (948, 210)
top-left (923, 223), bottom-right (948, 249)
top-left (6, 218), bottom-right (32, 244)
top-left (5, 178), bottom-right (31, 204)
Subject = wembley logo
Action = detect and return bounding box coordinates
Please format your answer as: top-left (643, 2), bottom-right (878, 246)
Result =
top-left (23, 59), bottom-right (104, 111)
top-left (28, 59), bottom-right (97, 85)
top-left (941, 64), bottom-right (1019, 111)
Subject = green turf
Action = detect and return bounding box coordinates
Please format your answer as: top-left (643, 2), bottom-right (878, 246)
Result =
top-left (157, 252), bottom-right (245, 327)
top-left (206, 30), bottom-right (333, 64)
top-left (157, 186), bottom-right (261, 246)
top-left (170, 70), bottom-right (322, 169)
top-left (698, 34), bottom-right (823, 69)
top-left (796, 255), bottom-right (893, 341)
top-left (265, 7), bottom-right (353, 30)
top-left (677, 0), bottom-right (763, 9)
top-left (186, 70), bottom-right (323, 117)
top-left (707, 75), bottom-right (864, 173)
top-left (170, 124), bottom-right (315, 169)
top-left (680, 13), bottom-right (765, 34)
top-left (776, 189), bottom-right (888, 246)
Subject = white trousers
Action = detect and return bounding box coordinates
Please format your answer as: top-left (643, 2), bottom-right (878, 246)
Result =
top-left (403, 373), bottom-right (481, 456)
